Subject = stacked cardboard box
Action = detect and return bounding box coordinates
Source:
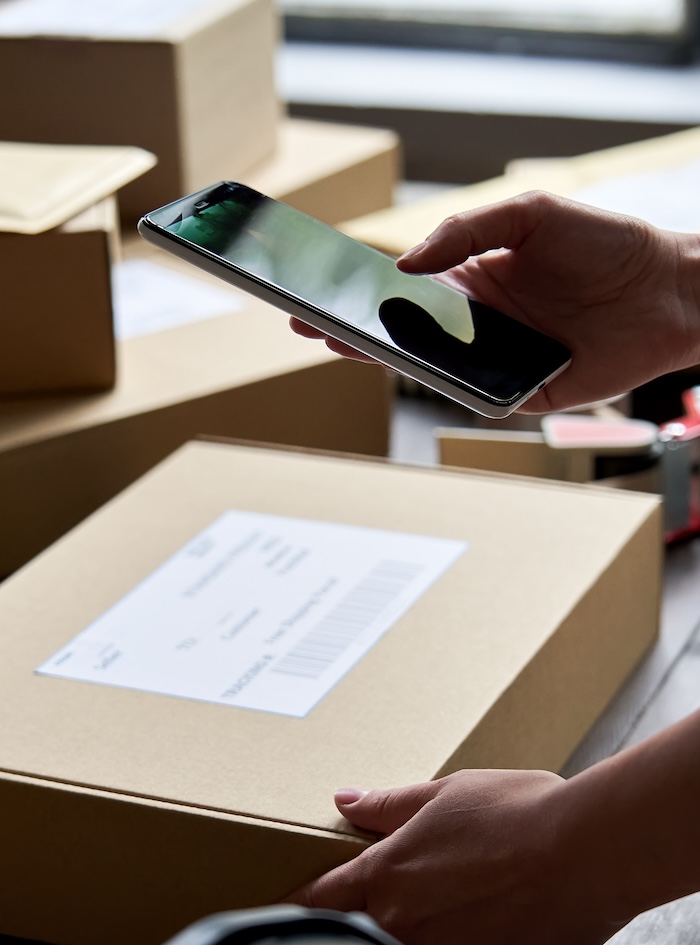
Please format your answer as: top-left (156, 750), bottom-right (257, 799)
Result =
top-left (0, 2), bottom-right (401, 573)
top-left (0, 0), bottom-right (281, 220)
top-left (0, 0), bottom-right (400, 223)
top-left (0, 261), bottom-right (393, 576)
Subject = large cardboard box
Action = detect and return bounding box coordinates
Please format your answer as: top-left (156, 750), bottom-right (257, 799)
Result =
top-left (0, 439), bottom-right (661, 945)
top-left (0, 0), bottom-right (280, 220)
top-left (0, 281), bottom-right (392, 576)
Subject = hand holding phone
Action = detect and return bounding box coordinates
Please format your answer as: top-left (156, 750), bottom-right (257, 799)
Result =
top-left (138, 183), bottom-right (571, 418)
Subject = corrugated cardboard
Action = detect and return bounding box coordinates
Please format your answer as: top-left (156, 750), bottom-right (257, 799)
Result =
top-left (0, 290), bottom-right (392, 577)
top-left (0, 438), bottom-right (661, 945)
top-left (242, 118), bottom-right (400, 224)
top-left (340, 126), bottom-right (700, 255)
top-left (0, 0), bottom-right (280, 220)
top-left (0, 197), bottom-right (118, 396)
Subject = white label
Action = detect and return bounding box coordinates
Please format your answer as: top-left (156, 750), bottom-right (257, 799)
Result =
top-left (112, 259), bottom-right (243, 340)
top-left (0, 0), bottom-right (210, 38)
top-left (37, 511), bottom-right (467, 717)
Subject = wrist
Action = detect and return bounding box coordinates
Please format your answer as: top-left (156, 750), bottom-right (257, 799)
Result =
top-left (671, 230), bottom-right (700, 369)
top-left (544, 762), bottom-right (649, 934)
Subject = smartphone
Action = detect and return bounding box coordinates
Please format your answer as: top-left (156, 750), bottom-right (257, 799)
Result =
top-left (162, 907), bottom-right (403, 945)
top-left (138, 182), bottom-right (571, 418)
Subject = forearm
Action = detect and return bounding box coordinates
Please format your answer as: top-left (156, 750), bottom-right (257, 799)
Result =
top-left (553, 706), bottom-right (700, 927)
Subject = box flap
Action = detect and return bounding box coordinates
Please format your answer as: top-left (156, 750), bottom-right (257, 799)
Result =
top-left (0, 141), bottom-right (156, 234)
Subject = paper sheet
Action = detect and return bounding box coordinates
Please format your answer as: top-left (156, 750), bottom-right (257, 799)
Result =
top-left (112, 259), bottom-right (244, 340)
top-left (37, 510), bottom-right (467, 717)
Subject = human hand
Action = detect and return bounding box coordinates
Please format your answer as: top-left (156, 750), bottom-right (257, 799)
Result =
top-left (287, 769), bottom-right (627, 945)
top-left (291, 191), bottom-right (700, 412)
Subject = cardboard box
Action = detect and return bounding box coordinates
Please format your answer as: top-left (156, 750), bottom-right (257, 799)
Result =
top-left (0, 438), bottom-right (661, 945)
top-left (1, 197), bottom-right (117, 395)
top-left (437, 426), bottom-right (659, 483)
top-left (340, 126), bottom-right (700, 255)
top-left (437, 426), bottom-right (684, 532)
top-left (0, 0), bottom-right (280, 220)
top-left (0, 140), bottom-right (155, 396)
top-left (0, 273), bottom-right (392, 576)
top-left (242, 118), bottom-right (400, 224)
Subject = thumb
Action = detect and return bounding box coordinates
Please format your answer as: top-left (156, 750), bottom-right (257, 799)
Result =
top-left (396, 190), bottom-right (553, 274)
top-left (335, 781), bottom-right (440, 835)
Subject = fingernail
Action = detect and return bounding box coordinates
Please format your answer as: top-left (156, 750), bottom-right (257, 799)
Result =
top-left (335, 788), bottom-right (367, 805)
top-left (397, 240), bottom-right (429, 263)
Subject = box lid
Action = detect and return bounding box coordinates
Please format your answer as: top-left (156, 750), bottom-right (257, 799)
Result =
top-left (0, 439), bottom-right (660, 836)
top-left (0, 141), bottom-right (156, 234)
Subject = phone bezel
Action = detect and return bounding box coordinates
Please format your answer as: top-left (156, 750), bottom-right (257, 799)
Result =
top-left (138, 186), bottom-right (571, 419)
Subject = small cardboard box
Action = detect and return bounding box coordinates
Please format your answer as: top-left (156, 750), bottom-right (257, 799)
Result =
top-left (0, 0), bottom-right (280, 220)
top-left (242, 118), bottom-right (400, 224)
top-left (437, 427), bottom-right (624, 484)
top-left (1, 198), bottom-right (117, 395)
top-left (0, 141), bottom-right (155, 396)
top-left (0, 277), bottom-right (392, 576)
top-left (0, 439), bottom-right (661, 945)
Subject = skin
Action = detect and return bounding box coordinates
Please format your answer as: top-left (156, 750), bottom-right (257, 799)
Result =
top-left (289, 709), bottom-right (700, 945)
top-left (287, 192), bottom-right (700, 943)
top-left (291, 190), bottom-right (700, 412)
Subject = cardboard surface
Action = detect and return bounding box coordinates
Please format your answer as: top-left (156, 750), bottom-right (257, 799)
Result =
top-left (241, 118), bottom-right (400, 224)
top-left (0, 279), bottom-right (392, 576)
top-left (0, 197), bottom-right (117, 396)
top-left (0, 0), bottom-right (280, 220)
top-left (0, 439), bottom-right (661, 945)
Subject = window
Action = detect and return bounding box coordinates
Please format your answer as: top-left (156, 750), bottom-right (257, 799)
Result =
top-left (283, 0), bottom-right (699, 65)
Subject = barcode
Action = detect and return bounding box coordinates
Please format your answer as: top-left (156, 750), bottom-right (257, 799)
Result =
top-left (271, 560), bottom-right (424, 679)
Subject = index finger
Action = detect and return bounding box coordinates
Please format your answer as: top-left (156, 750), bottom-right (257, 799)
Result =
top-left (289, 316), bottom-right (325, 339)
top-left (396, 190), bottom-right (558, 274)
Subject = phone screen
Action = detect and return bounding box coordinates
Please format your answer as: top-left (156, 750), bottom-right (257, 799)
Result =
top-left (146, 182), bottom-right (569, 405)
